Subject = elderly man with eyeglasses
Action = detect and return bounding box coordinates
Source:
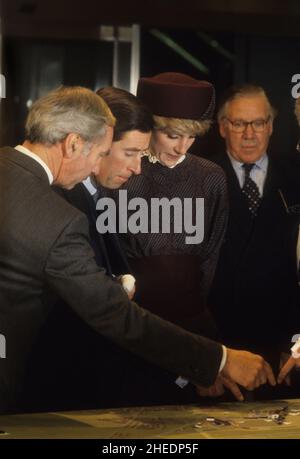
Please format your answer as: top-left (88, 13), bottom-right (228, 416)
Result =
top-left (209, 84), bottom-right (300, 400)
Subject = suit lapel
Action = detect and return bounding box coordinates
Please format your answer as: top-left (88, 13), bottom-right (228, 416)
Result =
top-left (56, 183), bottom-right (113, 274)
top-left (80, 186), bottom-right (113, 274)
top-left (257, 159), bottom-right (288, 227)
top-left (104, 232), bottom-right (132, 274)
top-left (217, 153), bottom-right (253, 235)
top-left (217, 154), bottom-right (291, 236)
top-left (96, 188), bottom-right (131, 275)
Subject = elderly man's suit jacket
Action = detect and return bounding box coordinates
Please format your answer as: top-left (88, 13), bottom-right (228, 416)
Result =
top-left (0, 147), bottom-right (222, 413)
top-left (23, 183), bottom-right (134, 411)
top-left (209, 152), bottom-right (300, 362)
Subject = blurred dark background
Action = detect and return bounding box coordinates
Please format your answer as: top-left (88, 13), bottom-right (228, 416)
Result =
top-left (1, 0), bottom-right (300, 158)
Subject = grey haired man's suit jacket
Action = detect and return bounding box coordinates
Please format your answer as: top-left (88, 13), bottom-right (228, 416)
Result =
top-left (0, 147), bottom-right (222, 413)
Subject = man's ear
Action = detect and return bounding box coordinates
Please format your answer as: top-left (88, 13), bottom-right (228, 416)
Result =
top-left (268, 119), bottom-right (273, 137)
top-left (219, 120), bottom-right (227, 139)
top-left (62, 133), bottom-right (81, 158)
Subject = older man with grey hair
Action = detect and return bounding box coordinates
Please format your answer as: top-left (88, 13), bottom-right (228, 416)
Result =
top-left (0, 85), bottom-right (275, 414)
top-left (210, 84), bottom-right (300, 399)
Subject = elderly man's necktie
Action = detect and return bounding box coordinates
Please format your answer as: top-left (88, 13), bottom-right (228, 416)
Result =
top-left (242, 163), bottom-right (261, 217)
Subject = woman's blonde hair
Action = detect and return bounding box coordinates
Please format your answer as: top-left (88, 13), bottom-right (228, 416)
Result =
top-left (153, 115), bottom-right (211, 136)
top-left (143, 115), bottom-right (211, 161)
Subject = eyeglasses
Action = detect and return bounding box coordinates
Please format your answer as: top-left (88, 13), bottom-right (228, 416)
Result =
top-left (225, 116), bottom-right (271, 133)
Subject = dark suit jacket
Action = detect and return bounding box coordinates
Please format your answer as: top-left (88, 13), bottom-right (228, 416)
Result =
top-left (37, 184), bottom-right (200, 410)
top-left (55, 183), bottom-right (131, 276)
top-left (209, 152), bottom-right (300, 364)
top-left (0, 147), bottom-right (222, 414)
top-left (23, 183), bottom-right (134, 411)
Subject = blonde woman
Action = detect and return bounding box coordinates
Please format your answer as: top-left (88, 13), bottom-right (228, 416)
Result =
top-left (114, 73), bottom-right (228, 338)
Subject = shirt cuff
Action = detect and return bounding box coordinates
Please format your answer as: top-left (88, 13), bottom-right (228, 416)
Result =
top-left (218, 345), bottom-right (227, 373)
top-left (175, 344), bottom-right (227, 388)
top-left (174, 375), bottom-right (189, 389)
top-left (291, 337), bottom-right (300, 359)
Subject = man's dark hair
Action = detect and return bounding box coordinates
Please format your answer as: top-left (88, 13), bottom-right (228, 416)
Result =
top-left (96, 87), bottom-right (153, 141)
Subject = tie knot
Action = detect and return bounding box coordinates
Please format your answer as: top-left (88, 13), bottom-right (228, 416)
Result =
top-left (242, 163), bottom-right (255, 177)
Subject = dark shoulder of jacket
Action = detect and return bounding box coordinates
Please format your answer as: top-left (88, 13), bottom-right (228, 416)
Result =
top-left (52, 182), bottom-right (86, 203)
top-left (41, 185), bottom-right (85, 230)
top-left (188, 152), bottom-right (226, 179)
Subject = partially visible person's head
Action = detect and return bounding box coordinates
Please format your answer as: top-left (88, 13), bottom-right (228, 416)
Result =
top-left (137, 72), bottom-right (215, 167)
top-left (295, 97), bottom-right (300, 126)
top-left (25, 86), bottom-right (115, 189)
top-left (94, 87), bottom-right (153, 188)
top-left (294, 97), bottom-right (300, 152)
top-left (218, 84), bottom-right (275, 164)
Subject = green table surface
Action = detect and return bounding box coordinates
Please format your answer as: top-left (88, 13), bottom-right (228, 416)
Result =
top-left (0, 399), bottom-right (300, 439)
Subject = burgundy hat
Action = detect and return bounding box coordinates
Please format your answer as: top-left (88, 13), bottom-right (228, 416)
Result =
top-left (137, 72), bottom-right (215, 120)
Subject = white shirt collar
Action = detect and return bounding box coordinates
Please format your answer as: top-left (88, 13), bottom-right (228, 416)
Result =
top-left (227, 151), bottom-right (268, 172)
top-left (82, 176), bottom-right (98, 197)
top-left (148, 153), bottom-right (186, 168)
top-left (166, 154), bottom-right (186, 168)
top-left (15, 144), bottom-right (54, 185)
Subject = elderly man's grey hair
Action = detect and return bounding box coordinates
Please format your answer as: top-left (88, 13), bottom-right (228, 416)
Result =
top-left (217, 84), bottom-right (277, 123)
top-left (25, 86), bottom-right (115, 145)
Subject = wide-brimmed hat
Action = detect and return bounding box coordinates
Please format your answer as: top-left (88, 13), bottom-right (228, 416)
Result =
top-left (137, 72), bottom-right (215, 120)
